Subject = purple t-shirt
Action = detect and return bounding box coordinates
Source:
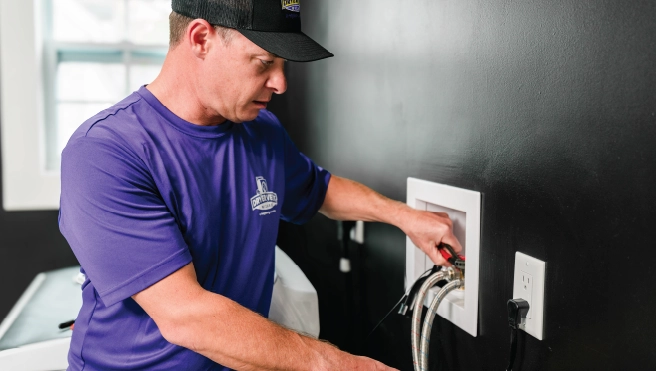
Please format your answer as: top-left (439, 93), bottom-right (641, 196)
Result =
top-left (59, 86), bottom-right (331, 370)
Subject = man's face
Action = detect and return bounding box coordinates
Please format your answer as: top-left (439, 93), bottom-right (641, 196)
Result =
top-left (197, 30), bottom-right (287, 123)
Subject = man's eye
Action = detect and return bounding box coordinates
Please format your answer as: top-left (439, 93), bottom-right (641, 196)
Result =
top-left (260, 59), bottom-right (274, 66)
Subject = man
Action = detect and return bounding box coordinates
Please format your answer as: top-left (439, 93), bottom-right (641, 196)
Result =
top-left (59, 1), bottom-right (462, 370)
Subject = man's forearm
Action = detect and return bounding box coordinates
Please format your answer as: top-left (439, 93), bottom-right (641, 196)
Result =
top-left (319, 175), bottom-right (411, 229)
top-left (134, 264), bottom-right (393, 371)
top-left (318, 176), bottom-right (463, 266)
top-left (162, 288), bottom-right (356, 371)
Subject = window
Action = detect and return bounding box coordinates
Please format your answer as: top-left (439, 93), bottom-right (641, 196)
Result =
top-left (1, 0), bottom-right (170, 210)
top-left (45, 0), bottom-right (170, 170)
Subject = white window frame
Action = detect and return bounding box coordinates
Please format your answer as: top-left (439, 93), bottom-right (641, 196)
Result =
top-left (1, 0), bottom-right (55, 211)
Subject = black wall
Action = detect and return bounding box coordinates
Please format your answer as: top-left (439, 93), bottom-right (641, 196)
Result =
top-left (273, 1), bottom-right (656, 370)
top-left (0, 208), bottom-right (76, 318)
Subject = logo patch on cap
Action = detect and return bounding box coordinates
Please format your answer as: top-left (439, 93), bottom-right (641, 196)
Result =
top-left (281, 0), bottom-right (300, 12)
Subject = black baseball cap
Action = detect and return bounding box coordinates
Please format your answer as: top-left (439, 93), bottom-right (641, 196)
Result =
top-left (171, 0), bottom-right (334, 62)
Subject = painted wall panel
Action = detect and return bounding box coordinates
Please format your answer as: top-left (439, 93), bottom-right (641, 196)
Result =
top-left (273, 0), bottom-right (656, 370)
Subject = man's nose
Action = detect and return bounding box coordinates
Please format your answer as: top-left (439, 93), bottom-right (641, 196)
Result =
top-left (267, 64), bottom-right (287, 95)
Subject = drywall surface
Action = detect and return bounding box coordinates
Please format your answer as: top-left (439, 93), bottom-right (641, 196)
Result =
top-left (272, 0), bottom-right (656, 370)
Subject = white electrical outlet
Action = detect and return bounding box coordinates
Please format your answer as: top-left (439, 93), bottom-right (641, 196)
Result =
top-left (512, 252), bottom-right (545, 340)
top-left (520, 271), bottom-right (534, 318)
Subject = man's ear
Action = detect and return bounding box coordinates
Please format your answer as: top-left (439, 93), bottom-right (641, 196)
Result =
top-left (187, 19), bottom-right (215, 59)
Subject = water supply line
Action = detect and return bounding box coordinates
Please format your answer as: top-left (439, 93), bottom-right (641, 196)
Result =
top-left (411, 267), bottom-right (458, 371)
top-left (410, 243), bottom-right (466, 371)
top-left (419, 279), bottom-right (463, 371)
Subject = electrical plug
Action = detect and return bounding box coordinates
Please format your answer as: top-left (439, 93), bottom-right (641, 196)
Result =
top-left (507, 298), bottom-right (530, 330)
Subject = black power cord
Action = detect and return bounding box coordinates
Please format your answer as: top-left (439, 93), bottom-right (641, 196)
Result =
top-left (365, 293), bottom-right (408, 341)
top-left (366, 266), bottom-right (441, 340)
top-left (366, 243), bottom-right (462, 340)
top-left (398, 265), bottom-right (443, 317)
top-left (506, 299), bottom-right (530, 371)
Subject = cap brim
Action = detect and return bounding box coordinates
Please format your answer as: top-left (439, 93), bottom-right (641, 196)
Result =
top-left (238, 30), bottom-right (334, 62)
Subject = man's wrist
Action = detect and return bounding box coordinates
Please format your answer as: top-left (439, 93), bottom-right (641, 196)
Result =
top-left (384, 200), bottom-right (414, 232)
top-left (303, 336), bottom-right (350, 371)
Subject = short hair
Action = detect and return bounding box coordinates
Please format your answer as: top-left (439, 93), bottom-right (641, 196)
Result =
top-left (169, 11), bottom-right (235, 47)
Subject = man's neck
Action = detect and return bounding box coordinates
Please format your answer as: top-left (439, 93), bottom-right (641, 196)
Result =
top-left (146, 53), bottom-right (228, 127)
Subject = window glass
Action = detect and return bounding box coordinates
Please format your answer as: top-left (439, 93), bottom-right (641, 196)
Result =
top-left (128, 0), bottom-right (171, 45)
top-left (129, 64), bottom-right (162, 92)
top-left (57, 62), bottom-right (127, 102)
top-left (53, 0), bottom-right (126, 43)
top-left (45, 0), bottom-right (170, 170)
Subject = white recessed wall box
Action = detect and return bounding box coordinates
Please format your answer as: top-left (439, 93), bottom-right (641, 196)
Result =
top-left (405, 178), bottom-right (481, 337)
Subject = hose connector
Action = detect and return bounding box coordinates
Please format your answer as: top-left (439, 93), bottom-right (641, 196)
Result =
top-left (443, 265), bottom-right (465, 288)
top-left (439, 243), bottom-right (466, 272)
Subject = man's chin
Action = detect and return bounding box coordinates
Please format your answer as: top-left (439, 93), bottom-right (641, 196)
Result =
top-left (235, 110), bottom-right (262, 123)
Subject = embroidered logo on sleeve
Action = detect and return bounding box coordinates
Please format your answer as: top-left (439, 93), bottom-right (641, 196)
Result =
top-left (281, 0), bottom-right (300, 12)
top-left (251, 176), bottom-right (278, 214)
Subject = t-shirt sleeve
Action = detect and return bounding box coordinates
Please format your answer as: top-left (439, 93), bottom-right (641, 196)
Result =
top-left (280, 127), bottom-right (332, 225)
top-left (59, 136), bottom-right (192, 307)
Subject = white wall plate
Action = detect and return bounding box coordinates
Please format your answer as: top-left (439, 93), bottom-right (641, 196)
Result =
top-left (405, 178), bottom-right (481, 337)
top-left (512, 252), bottom-right (546, 340)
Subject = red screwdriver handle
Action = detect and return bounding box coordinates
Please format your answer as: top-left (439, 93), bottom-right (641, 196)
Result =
top-left (439, 244), bottom-right (466, 262)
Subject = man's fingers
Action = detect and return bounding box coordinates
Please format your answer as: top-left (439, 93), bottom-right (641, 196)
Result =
top-left (425, 243), bottom-right (450, 266)
top-left (427, 211), bottom-right (459, 252)
top-left (406, 210), bottom-right (464, 265)
top-left (440, 230), bottom-right (463, 254)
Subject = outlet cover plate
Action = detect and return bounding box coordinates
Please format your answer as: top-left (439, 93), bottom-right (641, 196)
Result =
top-left (512, 252), bottom-right (546, 340)
top-left (405, 178), bottom-right (481, 337)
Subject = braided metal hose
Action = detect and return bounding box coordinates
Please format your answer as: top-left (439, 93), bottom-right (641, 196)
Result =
top-left (419, 279), bottom-right (463, 371)
top-left (411, 270), bottom-right (447, 371)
